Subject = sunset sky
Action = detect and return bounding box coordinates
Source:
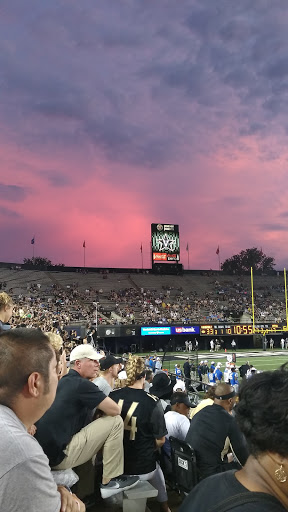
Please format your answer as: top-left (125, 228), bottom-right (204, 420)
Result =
top-left (1, 0), bottom-right (288, 270)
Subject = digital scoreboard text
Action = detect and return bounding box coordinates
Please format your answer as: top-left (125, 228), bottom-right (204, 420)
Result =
top-left (200, 324), bottom-right (281, 336)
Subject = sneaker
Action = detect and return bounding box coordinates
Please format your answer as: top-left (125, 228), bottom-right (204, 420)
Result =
top-left (100, 475), bottom-right (139, 498)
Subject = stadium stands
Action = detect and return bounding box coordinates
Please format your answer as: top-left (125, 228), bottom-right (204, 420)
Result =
top-left (0, 267), bottom-right (286, 332)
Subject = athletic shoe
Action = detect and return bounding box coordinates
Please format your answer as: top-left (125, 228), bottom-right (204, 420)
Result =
top-left (100, 475), bottom-right (139, 498)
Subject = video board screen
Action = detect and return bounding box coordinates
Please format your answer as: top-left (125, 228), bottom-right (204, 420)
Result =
top-left (151, 223), bottom-right (180, 262)
top-left (141, 327), bottom-right (171, 336)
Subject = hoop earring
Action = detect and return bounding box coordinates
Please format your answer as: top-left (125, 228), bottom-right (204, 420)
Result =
top-left (275, 465), bottom-right (287, 483)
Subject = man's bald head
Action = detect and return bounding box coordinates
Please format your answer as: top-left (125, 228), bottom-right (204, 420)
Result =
top-left (214, 383), bottom-right (236, 411)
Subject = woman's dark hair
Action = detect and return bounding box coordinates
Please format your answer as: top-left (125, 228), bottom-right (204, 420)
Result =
top-left (171, 391), bottom-right (188, 403)
top-left (236, 364), bottom-right (288, 457)
top-left (205, 386), bottom-right (216, 400)
top-left (145, 370), bottom-right (153, 381)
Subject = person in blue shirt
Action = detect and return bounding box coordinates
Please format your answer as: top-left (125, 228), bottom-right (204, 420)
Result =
top-left (175, 364), bottom-right (183, 379)
top-left (230, 367), bottom-right (239, 393)
top-left (144, 356), bottom-right (150, 368)
top-left (208, 368), bottom-right (216, 385)
top-left (210, 361), bottom-right (216, 371)
top-left (149, 356), bottom-right (156, 374)
top-left (215, 364), bottom-right (223, 382)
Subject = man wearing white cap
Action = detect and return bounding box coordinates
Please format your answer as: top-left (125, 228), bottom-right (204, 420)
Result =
top-left (36, 345), bottom-right (138, 499)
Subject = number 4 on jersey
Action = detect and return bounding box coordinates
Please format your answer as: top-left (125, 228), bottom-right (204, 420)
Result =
top-left (118, 400), bottom-right (139, 440)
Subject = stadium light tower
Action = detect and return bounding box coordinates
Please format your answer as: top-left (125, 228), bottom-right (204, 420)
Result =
top-left (93, 301), bottom-right (99, 335)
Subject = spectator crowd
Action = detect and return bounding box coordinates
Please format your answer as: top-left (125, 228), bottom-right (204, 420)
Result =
top-left (1, 270), bottom-right (288, 333)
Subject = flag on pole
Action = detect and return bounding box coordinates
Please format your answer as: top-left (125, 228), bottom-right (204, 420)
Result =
top-left (216, 246), bottom-right (219, 255)
top-left (83, 241), bottom-right (86, 248)
top-left (31, 237), bottom-right (35, 245)
top-left (186, 243), bottom-right (189, 251)
top-left (140, 243), bottom-right (142, 253)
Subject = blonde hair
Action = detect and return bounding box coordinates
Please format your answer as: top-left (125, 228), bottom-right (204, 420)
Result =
top-left (126, 355), bottom-right (145, 386)
top-left (114, 377), bottom-right (127, 389)
top-left (0, 292), bottom-right (13, 310)
top-left (45, 332), bottom-right (63, 353)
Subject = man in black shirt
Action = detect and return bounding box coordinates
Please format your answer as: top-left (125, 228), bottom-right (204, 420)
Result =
top-left (239, 361), bottom-right (251, 379)
top-left (179, 470), bottom-right (284, 512)
top-left (181, 369), bottom-right (288, 511)
top-left (202, 360), bottom-right (209, 385)
top-left (185, 383), bottom-right (249, 480)
top-left (183, 359), bottom-right (191, 390)
top-left (36, 345), bottom-right (138, 498)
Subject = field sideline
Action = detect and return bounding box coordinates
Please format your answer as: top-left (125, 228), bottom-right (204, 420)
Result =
top-left (136, 350), bottom-right (288, 374)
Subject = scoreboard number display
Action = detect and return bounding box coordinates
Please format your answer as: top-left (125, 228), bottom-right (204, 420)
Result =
top-left (200, 324), bottom-right (281, 336)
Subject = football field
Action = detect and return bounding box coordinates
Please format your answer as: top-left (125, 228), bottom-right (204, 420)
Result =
top-left (139, 350), bottom-right (288, 375)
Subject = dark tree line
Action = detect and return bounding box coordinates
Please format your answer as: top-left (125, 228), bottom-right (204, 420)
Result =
top-left (221, 248), bottom-right (275, 274)
top-left (23, 257), bottom-right (65, 269)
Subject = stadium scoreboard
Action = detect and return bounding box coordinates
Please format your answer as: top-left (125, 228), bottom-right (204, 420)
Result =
top-left (151, 223), bottom-right (180, 262)
top-left (98, 323), bottom-right (284, 337)
top-left (200, 324), bottom-right (281, 336)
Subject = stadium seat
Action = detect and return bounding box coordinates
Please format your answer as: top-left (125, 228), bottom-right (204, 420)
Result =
top-left (123, 480), bottom-right (158, 512)
top-left (169, 436), bottom-right (199, 495)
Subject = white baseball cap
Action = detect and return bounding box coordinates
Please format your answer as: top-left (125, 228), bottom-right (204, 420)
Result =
top-left (173, 380), bottom-right (186, 392)
top-left (70, 344), bottom-right (103, 362)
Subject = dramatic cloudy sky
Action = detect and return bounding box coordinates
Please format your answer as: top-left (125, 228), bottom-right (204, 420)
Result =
top-left (1, 0), bottom-right (288, 269)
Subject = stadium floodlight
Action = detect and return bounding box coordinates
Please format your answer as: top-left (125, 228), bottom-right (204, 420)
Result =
top-left (93, 302), bottom-right (99, 333)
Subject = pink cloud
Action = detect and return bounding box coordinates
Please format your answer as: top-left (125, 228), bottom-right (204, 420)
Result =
top-left (1, 1), bottom-right (288, 270)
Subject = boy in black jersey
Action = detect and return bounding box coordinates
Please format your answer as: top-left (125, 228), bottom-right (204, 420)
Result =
top-left (110, 356), bottom-right (171, 512)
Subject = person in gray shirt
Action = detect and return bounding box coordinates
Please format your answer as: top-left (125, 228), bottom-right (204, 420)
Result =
top-left (93, 354), bottom-right (123, 395)
top-left (0, 328), bottom-right (85, 512)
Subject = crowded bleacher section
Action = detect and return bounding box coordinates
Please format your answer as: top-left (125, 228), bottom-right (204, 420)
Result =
top-left (1, 267), bottom-right (288, 334)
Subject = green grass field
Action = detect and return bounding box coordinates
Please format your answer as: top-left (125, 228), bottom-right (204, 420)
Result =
top-left (136, 350), bottom-right (288, 375)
